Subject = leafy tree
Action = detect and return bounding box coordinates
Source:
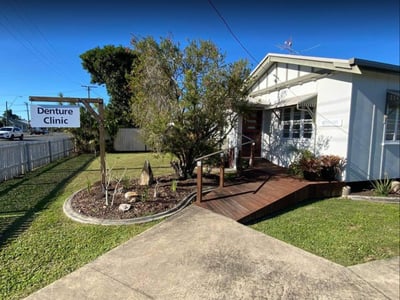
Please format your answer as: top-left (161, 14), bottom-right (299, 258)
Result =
top-left (3, 109), bottom-right (21, 125)
top-left (129, 36), bottom-right (251, 178)
top-left (80, 45), bottom-right (136, 141)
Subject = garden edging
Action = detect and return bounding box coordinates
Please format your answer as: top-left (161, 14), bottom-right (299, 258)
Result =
top-left (63, 187), bottom-right (215, 225)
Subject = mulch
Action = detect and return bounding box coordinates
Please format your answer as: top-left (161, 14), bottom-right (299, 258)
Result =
top-left (70, 175), bottom-right (218, 220)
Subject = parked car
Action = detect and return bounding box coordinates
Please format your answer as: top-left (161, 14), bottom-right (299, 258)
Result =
top-left (0, 126), bottom-right (24, 140)
top-left (30, 127), bottom-right (49, 135)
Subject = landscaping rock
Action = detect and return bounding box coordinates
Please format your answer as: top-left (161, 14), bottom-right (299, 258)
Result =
top-left (391, 181), bottom-right (400, 194)
top-left (118, 203), bottom-right (131, 212)
top-left (124, 191), bottom-right (139, 200)
top-left (139, 160), bottom-right (154, 186)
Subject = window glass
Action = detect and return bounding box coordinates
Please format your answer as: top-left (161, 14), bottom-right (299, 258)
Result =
top-left (283, 108), bottom-right (291, 121)
top-left (283, 124), bottom-right (290, 138)
top-left (292, 124), bottom-right (300, 138)
top-left (293, 110), bottom-right (301, 121)
top-left (303, 123), bottom-right (313, 138)
top-left (385, 92), bottom-right (400, 141)
top-left (304, 108), bottom-right (314, 119)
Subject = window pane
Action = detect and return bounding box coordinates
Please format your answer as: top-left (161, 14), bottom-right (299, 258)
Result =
top-left (385, 92), bottom-right (400, 141)
top-left (292, 124), bottom-right (300, 138)
top-left (394, 117), bottom-right (400, 141)
top-left (293, 110), bottom-right (301, 120)
top-left (304, 109), bottom-right (313, 119)
top-left (386, 119), bottom-right (395, 141)
top-left (283, 124), bottom-right (290, 138)
top-left (283, 108), bottom-right (291, 121)
top-left (385, 102), bottom-right (399, 141)
top-left (303, 123), bottom-right (313, 138)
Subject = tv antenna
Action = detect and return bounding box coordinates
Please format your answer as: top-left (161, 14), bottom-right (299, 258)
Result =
top-left (276, 36), bottom-right (320, 55)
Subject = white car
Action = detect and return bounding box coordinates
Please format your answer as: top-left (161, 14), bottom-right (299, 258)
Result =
top-left (0, 126), bottom-right (24, 140)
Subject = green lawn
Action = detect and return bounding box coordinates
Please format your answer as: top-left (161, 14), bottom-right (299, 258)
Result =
top-left (0, 152), bottom-right (174, 300)
top-left (250, 198), bottom-right (400, 266)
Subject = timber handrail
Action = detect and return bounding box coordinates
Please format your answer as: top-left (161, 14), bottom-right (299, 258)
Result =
top-left (195, 136), bottom-right (255, 203)
top-left (195, 149), bottom-right (225, 162)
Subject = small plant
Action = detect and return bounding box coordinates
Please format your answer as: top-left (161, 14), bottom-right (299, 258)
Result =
top-left (104, 161), bottom-right (127, 206)
top-left (141, 186), bottom-right (149, 202)
top-left (371, 176), bottom-right (392, 196)
top-left (86, 177), bottom-right (93, 195)
top-left (171, 179), bottom-right (178, 192)
top-left (110, 168), bottom-right (127, 206)
top-left (121, 175), bottom-right (131, 190)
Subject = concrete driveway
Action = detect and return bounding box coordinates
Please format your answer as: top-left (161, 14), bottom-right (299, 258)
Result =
top-left (25, 205), bottom-right (399, 299)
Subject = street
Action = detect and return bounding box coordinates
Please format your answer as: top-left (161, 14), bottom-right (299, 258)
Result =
top-left (0, 132), bottom-right (71, 146)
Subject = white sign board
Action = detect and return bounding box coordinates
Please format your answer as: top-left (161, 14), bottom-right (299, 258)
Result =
top-left (30, 105), bottom-right (80, 128)
top-left (318, 119), bottom-right (343, 127)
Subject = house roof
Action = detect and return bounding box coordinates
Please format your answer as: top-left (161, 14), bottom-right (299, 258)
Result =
top-left (249, 53), bottom-right (400, 80)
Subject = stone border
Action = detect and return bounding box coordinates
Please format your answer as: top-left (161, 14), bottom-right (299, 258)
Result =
top-left (346, 194), bottom-right (400, 204)
top-left (63, 187), bottom-right (215, 225)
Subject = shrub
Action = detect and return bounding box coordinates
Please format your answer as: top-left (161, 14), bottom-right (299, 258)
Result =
top-left (289, 150), bottom-right (316, 177)
top-left (320, 155), bottom-right (345, 181)
top-left (289, 151), bottom-right (345, 181)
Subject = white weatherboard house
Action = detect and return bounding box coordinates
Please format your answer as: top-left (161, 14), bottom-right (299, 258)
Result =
top-left (230, 53), bottom-right (400, 182)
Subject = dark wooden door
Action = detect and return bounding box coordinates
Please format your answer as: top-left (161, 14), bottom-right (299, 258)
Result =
top-left (242, 110), bottom-right (262, 157)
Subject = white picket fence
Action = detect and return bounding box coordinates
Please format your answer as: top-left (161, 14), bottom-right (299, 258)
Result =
top-left (0, 137), bottom-right (74, 183)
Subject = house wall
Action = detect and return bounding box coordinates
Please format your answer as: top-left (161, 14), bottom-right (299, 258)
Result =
top-left (346, 71), bottom-right (400, 181)
top-left (259, 74), bottom-right (352, 173)
top-left (314, 73), bottom-right (353, 158)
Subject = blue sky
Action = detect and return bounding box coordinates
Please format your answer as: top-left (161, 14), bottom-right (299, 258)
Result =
top-left (1, 0), bottom-right (399, 121)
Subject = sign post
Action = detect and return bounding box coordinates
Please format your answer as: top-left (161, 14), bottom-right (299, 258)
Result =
top-left (29, 96), bottom-right (106, 189)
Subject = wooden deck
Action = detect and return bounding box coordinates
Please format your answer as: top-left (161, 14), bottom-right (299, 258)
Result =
top-left (195, 161), bottom-right (345, 224)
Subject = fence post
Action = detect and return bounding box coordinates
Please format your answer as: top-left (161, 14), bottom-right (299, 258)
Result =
top-left (48, 141), bottom-right (53, 163)
top-left (219, 152), bottom-right (224, 188)
top-left (196, 160), bottom-right (203, 203)
top-left (25, 143), bottom-right (32, 172)
top-left (249, 142), bottom-right (255, 167)
top-left (19, 143), bottom-right (25, 175)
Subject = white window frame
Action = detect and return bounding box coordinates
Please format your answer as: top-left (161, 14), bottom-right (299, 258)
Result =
top-left (281, 106), bottom-right (314, 139)
top-left (385, 91), bottom-right (400, 143)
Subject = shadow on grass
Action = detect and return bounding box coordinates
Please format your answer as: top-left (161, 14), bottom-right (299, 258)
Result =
top-left (0, 154), bottom-right (95, 248)
top-left (243, 197), bottom-right (324, 226)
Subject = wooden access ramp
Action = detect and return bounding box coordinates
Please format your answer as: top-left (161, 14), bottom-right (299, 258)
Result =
top-left (195, 163), bottom-right (345, 224)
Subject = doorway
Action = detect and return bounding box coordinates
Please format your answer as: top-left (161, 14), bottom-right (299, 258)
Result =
top-left (242, 110), bottom-right (262, 157)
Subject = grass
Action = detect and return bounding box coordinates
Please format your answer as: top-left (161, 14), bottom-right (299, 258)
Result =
top-left (250, 198), bottom-right (400, 266)
top-left (0, 152), bottom-right (174, 300)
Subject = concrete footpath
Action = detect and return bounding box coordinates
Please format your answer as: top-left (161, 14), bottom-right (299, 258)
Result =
top-left (25, 206), bottom-right (399, 300)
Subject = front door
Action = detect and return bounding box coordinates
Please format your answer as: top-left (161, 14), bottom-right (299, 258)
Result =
top-left (242, 110), bottom-right (262, 157)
